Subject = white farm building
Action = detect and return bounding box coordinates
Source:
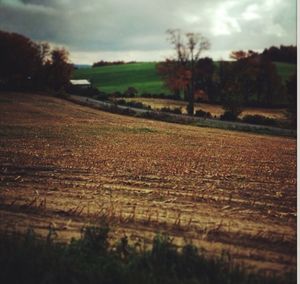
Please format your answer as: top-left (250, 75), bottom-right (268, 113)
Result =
top-left (69, 79), bottom-right (91, 88)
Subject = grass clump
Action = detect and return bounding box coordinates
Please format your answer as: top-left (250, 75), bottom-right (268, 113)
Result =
top-left (160, 107), bottom-right (182, 115)
top-left (0, 226), bottom-right (295, 284)
top-left (242, 114), bottom-right (278, 126)
top-left (195, 109), bottom-right (212, 119)
top-left (114, 99), bottom-right (152, 110)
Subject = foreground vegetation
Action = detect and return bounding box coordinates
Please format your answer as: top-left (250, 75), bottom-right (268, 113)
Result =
top-left (0, 226), bottom-right (295, 284)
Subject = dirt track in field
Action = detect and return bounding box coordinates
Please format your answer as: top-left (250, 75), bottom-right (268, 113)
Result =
top-left (0, 92), bottom-right (296, 275)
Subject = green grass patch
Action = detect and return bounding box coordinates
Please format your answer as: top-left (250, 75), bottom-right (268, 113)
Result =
top-left (73, 62), bottom-right (168, 94)
top-left (0, 226), bottom-right (295, 284)
top-left (73, 61), bottom-right (296, 96)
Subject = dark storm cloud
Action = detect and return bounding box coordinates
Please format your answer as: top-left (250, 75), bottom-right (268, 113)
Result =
top-left (0, 0), bottom-right (296, 62)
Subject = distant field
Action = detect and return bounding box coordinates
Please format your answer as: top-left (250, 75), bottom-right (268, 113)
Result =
top-left (73, 62), bottom-right (167, 94)
top-left (73, 61), bottom-right (296, 95)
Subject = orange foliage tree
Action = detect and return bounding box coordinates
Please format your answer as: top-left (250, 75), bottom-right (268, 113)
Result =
top-left (157, 29), bottom-right (210, 115)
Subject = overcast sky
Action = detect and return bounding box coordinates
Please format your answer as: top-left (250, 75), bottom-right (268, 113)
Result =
top-left (0, 0), bottom-right (297, 64)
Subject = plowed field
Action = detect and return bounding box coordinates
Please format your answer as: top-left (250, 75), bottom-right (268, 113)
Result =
top-left (0, 92), bottom-right (296, 275)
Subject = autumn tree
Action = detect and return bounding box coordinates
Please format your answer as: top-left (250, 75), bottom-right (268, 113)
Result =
top-left (0, 30), bottom-right (72, 93)
top-left (45, 48), bottom-right (73, 92)
top-left (229, 50), bottom-right (258, 61)
top-left (156, 59), bottom-right (190, 99)
top-left (218, 61), bottom-right (243, 120)
top-left (228, 51), bottom-right (259, 105)
top-left (157, 29), bottom-right (210, 115)
top-left (194, 57), bottom-right (216, 102)
top-left (229, 50), bottom-right (283, 106)
top-left (0, 30), bottom-right (44, 90)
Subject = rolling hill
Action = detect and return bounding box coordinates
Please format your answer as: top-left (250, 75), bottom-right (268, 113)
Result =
top-left (73, 62), bottom-right (166, 94)
top-left (72, 61), bottom-right (296, 95)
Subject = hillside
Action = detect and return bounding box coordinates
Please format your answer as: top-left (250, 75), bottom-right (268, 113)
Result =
top-left (73, 61), bottom-right (296, 95)
top-left (0, 92), bottom-right (296, 275)
top-left (73, 62), bottom-right (167, 94)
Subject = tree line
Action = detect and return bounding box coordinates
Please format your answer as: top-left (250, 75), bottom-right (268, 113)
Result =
top-left (0, 30), bottom-right (72, 93)
top-left (262, 45), bottom-right (296, 64)
top-left (92, 60), bottom-right (137, 68)
top-left (157, 29), bottom-right (296, 121)
top-left (0, 29), bottom-right (296, 126)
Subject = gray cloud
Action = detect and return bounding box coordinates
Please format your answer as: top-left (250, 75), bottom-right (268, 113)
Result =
top-left (0, 0), bottom-right (296, 63)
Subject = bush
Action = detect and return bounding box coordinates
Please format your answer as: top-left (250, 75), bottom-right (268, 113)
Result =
top-left (195, 109), bottom-right (212, 119)
top-left (115, 99), bottom-right (152, 110)
top-left (220, 111), bottom-right (239, 121)
top-left (0, 227), bottom-right (294, 284)
top-left (139, 93), bottom-right (183, 101)
top-left (242, 115), bottom-right (278, 126)
top-left (123, 87), bottom-right (138, 97)
top-left (160, 107), bottom-right (182, 114)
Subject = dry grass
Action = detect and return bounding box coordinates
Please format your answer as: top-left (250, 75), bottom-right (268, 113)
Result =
top-left (0, 92), bottom-right (296, 275)
top-left (125, 97), bottom-right (287, 120)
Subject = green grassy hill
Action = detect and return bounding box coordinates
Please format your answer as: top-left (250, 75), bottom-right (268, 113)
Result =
top-left (72, 61), bottom-right (296, 95)
top-left (73, 62), bottom-right (167, 94)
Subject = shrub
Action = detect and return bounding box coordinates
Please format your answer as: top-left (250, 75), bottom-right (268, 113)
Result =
top-left (242, 115), bottom-right (278, 126)
top-left (123, 87), bottom-right (138, 97)
top-left (220, 111), bottom-right (239, 121)
top-left (0, 227), bottom-right (294, 284)
top-left (195, 109), bottom-right (212, 119)
top-left (139, 93), bottom-right (182, 101)
top-left (115, 99), bottom-right (151, 110)
top-left (160, 107), bottom-right (182, 114)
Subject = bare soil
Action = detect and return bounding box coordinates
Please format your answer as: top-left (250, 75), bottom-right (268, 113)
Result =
top-left (0, 92), bottom-right (296, 275)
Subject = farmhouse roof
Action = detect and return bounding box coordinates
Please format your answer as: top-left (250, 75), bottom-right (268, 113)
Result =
top-left (70, 79), bottom-right (91, 85)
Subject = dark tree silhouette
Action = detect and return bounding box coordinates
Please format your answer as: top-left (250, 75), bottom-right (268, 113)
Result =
top-left (262, 45), bottom-right (296, 64)
top-left (0, 31), bottom-right (44, 90)
top-left (0, 30), bottom-right (72, 93)
top-left (45, 48), bottom-right (73, 92)
top-left (228, 50), bottom-right (283, 106)
top-left (194, 57), bottom-right (216, 102)
top-left (218, 61), bottom-right (243, 119)
top-left (286, 73), bottom-right (297, 127)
